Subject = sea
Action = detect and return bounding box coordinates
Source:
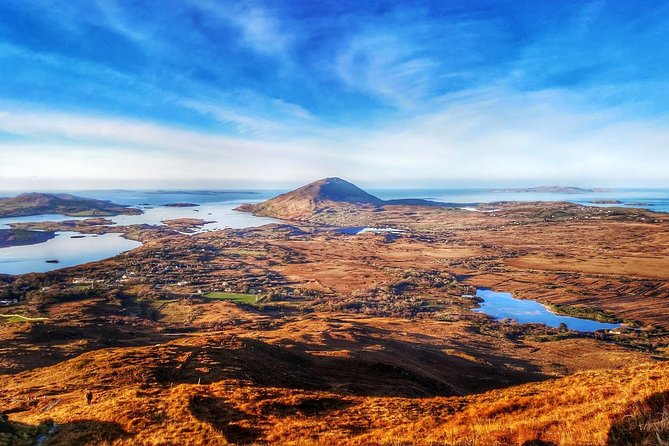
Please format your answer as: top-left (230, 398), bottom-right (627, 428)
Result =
top-left (0, 187), bottom-right (667, 275)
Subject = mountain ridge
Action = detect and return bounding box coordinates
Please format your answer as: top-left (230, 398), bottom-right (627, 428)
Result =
top-left (237, 177), bottom-right (446, 221)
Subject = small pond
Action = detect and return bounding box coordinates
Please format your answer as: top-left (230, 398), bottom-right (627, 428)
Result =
top-left (336, 227), bottom-right (404, 235)
top-left (472, 289), bottom-right (621, 332)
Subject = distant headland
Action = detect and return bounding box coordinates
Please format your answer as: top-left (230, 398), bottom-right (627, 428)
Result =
top-left (494, 186), bottom-right (610, 194)
top-left (0, 193), bottom-right (142, 218)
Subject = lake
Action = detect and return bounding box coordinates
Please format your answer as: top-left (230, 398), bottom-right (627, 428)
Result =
top-left (0, 187), bottom-right (667, 275)
top-left (0, 231), bottom-right (141, 275)
top-left (0, 191), bottom-right (281, 274)
top-left (472, 289), bottom-right (621, 332)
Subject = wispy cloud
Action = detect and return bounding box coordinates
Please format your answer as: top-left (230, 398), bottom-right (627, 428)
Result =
top-left (180, 91), bottom-right (316, 137)
top-left (0, 1), bottom-right (668, 188)
top-left (2, 87), bottom-right (669, 189)
top-left (190, 0), bottom-right (294, 59)
top-left (336, 33), bottom-right (437, 108)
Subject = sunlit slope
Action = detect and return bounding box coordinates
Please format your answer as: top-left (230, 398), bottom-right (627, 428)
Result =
top-left (1, 338), bottom-right (667, 446)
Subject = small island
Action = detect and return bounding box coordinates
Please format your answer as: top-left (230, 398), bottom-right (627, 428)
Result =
top-left (160, 218), bottom-right (214, 232)
top-left (162, 202), bottom-right (200, 207)
top-left (148, 190), bottom-right (259, 196)
top-left (590, 199), bottom-right (623, 204)
top-left (495, 186), bottom-right (609, 194)
top-left (0, 193), bottom-right (142, 218)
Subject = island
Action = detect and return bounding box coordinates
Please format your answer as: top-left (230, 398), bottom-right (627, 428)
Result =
top-left (0, 178), bottom-right (667, 446)
top-left (162, 202), bottom-right (200, 207)
top-left (495, 186), bottom-right (610, 194)
top-left (590, 199), bottom-right (623, 204)
top-left (160, 218), bottom-right (214, 232)
top-left (0, 193), bottom-right (142, 217)
top-left (148, 190), bottom-right (259, 196)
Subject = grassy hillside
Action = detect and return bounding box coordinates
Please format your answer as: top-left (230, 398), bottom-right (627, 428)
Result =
top-left (1, 339), bottom-right (666, 445)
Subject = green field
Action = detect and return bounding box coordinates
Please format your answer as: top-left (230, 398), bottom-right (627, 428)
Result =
top-left (204, 292), bottom-right (258, 304)
top-left (0, 314), bottom-right (48, 324)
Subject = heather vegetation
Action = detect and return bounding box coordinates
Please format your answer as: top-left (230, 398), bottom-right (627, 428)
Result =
top-left (1, 180), bottom-right (668, 445)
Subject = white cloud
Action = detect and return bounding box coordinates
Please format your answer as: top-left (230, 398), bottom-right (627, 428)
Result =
top-left (336, 33), bottom-right (436, 108)
top-left (345, 89), bottom-right (669, 186)
top-left (1, 87), bottom-right (669, 190)
top-left (180, 92), bottom-right (316, 137)
top-left (0, 107), bottom-right (346, 189)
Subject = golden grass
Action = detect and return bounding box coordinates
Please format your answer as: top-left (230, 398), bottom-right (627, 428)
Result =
top-left (360, 362), bottom-right (669, 446)
top-left (3, 353), bottom-right (668, 445)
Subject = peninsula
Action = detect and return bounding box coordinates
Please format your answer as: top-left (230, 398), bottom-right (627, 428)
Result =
top-left (0, 179), bottom-right (667, 446)
top-left (0, 193), bottom-right (142, 218)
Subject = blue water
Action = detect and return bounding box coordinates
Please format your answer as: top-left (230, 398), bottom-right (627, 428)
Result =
top-left (370, 188), bottom-right (669, 213)
top-left (0, 191), bottom-right (280, 231)
top-left (2, 187), bottom-right (668, 213)
top-left (472, 289), bottom-right (621, 332)
top-left (336, 227), bottom-right (404, 235)
top-left (0, 187), bottom-right (667, 275)
top-left (0, 232), bottom-right (141, 275)
top-left (0, 190), bottom-right (281, 275)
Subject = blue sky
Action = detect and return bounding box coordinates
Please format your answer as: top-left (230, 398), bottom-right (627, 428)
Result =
top-left (1, 0), bottom-right (668, 189)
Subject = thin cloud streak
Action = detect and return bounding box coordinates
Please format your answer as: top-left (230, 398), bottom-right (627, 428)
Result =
top-left (2, 87), bottom-right (669, 189)
top-left (0, 1), bottom-right (668, 188)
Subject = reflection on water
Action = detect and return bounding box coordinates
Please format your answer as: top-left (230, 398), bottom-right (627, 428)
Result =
top-left (0, 232), bottom-right (141, 275)
top-left (472, 289), bottom-right (621, 332)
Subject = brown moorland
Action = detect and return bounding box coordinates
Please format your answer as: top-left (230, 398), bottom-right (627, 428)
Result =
top-left (1, 179), bottom-right (668, 445)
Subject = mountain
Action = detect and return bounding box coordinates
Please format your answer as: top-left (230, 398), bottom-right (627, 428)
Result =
top-left (275, 177), bottom-right (384, 205)
top-left (0, 193), bottom-right (142, 217)
top-left (238, 177), bottom-right (381, 220)
top-left (238, 177), bottom-right (445, 221)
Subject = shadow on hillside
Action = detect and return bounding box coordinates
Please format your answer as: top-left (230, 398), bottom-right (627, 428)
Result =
top-left (522, 440), bottom-right (556, 446)
top-left (189, 395), bottom-right (260, 444)
top-left (153, 328), bottom-right (548, 398)
top-left (255, 396), bottom-right (354, 417)
top-left (0, 418), bottom-right (129, 446)
top-left (46, 420), bottom-right (130, 446)
top-left (606, 390), bottom-right (669, 445)
top-left (0, 319), bottom-right (164, 376)
top-left (315, 323), bottom-right (549, 394)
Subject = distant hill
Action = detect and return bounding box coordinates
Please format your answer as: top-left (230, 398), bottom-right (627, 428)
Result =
top-left (238, 177), bottom-right (446, 220)
top-left (0, 193), bottom-right (142, 217)
top-left (279, 177), bottom-right (384, 205)
top-left (496, 186), bottom-right (609, 194)
top-left (0, 228), bottom-right (56, 248)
